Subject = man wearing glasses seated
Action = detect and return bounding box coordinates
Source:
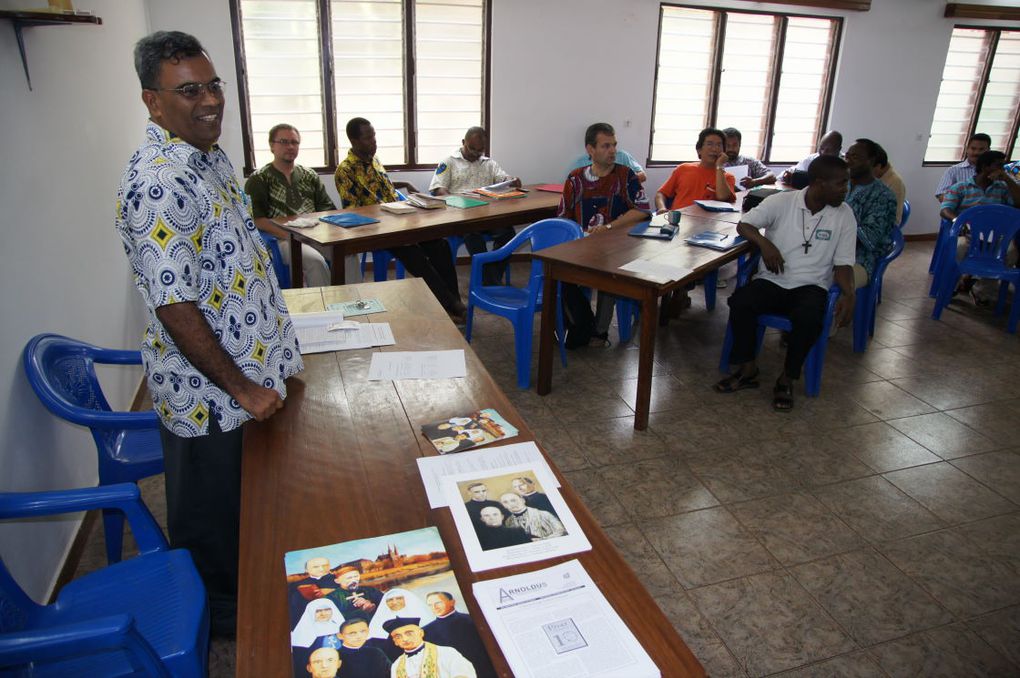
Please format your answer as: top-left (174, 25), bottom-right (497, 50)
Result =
top-left (245, 124), bottom-right (336, 286)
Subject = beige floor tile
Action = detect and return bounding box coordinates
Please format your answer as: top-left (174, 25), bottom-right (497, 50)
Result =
top-left (612, 374), bottom-right (706, 413)
top-left (945, 399), bottom-right (1020, 446)
top-left (602, 523), bottom-right (680, 597)
top-left (642, 508), bottom-right (779, 589)
top-left (833, 421), bottom-right (942, 473)
top-left (789, 547), bottom-right (953, 646)
top-left (772, 652), bottom-right (886, 678)
top-left (879, 529), bottom-right (1020, 618)
top-left (652, 581), bottom-right (749, 678)
top-left (685, 445), bottom-right (799, 504)
top-left (845, 381), bottom-right (937, 420)
top-left (813, 476), bottom-right (944, 543)
top-left (729, 491), bottom-right (865, 566)
top-left (867, 623), bottom-right (1016, 677)
top-left (883, 462), bottom-right (1017, 525)
top-left (598, 456), bottom-right (718, 519)
top-left (762, 432), bottom-right (875, 487)
top-left (967, 606), bottom-right (1020, 668)
top-left (887, 412), bottom-right (999, 460)
top-left (690, 571), bottom-right (856, 676)
top-left (950, 449), bottom-right (1020, 504)
top-left (565, 415), bottom-right (669, 467)
top-left (561, 468), bottom-right (630, 527)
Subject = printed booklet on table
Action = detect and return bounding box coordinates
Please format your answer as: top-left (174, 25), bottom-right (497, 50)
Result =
top-left (421, 408), bottom-right (519, 454)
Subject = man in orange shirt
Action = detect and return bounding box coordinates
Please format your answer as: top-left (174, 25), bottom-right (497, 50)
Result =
top-left (654, 127), bottom-right (737, 212)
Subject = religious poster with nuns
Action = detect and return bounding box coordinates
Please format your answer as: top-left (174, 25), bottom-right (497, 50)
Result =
top-left (285, 526), bottom-right (497, 678)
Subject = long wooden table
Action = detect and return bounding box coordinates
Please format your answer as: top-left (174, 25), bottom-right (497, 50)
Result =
top-left (281, 187), bottom-right (560, 287)
top-left (237, 278), bottom-right (705, 677)
top-left (535, 214), bottom-right (751, 431)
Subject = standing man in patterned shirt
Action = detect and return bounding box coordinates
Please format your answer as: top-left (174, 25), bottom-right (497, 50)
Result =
top-left (559, 122), bottom-right (650, 345)
top-left (429, 126), bottom-right (521, 285)
top-left (844, 138), bottom-right (898, 288)
top-left (335, 117), bottom-right (467, 322)
top-left (244, 123), bottom-right (336, 286)
top-left (722, 127), bottom-right (776, 189)
top-left (116, 31), bottom-right (303, 637)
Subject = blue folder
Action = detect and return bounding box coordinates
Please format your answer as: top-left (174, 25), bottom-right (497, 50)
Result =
top-left (319, 213), bottom-right (380, 228)
top-left (629, 221), bottom-right (678, 240)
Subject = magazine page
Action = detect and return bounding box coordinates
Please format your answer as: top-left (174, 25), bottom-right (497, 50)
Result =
top-left (472, 560), bottom-right (660, 678)
top-left (285, 526), bottom-right (497, 678)
top-left (421, 408), bottom-right (519, 454)
top-left (443, 463), bottom-right (590, 572)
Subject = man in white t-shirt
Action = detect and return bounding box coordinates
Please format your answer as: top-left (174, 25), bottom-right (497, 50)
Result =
top-left (781, 130), bottom-right (843, 185)
top-left (715, 155), bottom-right (857, 411)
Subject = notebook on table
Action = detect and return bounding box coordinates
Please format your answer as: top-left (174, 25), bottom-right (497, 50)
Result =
top-left (685, 230), bottom-right (746, 251)
top-left (318, 213), bottom-right (380, 227)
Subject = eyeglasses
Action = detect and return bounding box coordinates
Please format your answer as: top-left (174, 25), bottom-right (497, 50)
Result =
top-left (149, 78), bottom-right (226, 99)
top-left (272, 139), bottom-right (301, 146)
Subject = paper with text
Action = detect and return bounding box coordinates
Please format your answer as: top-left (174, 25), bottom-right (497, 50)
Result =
top-left (472, 560), bottom-right (660, 678)
top-left (618, 259), bottom-right (692, 284)
top-left (367, 349), bottom-right (466, 380)
top-left (726, 164), bottom-right (749, 184)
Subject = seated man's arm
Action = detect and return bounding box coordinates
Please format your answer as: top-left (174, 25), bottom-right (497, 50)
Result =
top-left (253, 217), bottom-right (290, 239)
top-left (856, 194), bottom-right (897, 257)
top-left (393, 180), bottom-right (418, 194)
top-left (606, 208), bottom-right (648, 232)
top-left (744, 159), bottom-right (776, 188)
top-left (429, 161), bottom-right (452, 196)
top-left (490, 160), bottom-right (523, 189)
top-left (991, 166), bottom-right (1020, 205)
top-left (737, 221), bottom-right (783, 274)
top-left (833, 265), bottom-right (856, 327)
top-left (939, 184), bottom-right (963, 221)
top-left (244, 174), bottom-right (291, 239)
top-left (714, 158), bottom-right (737, 202)
top-left (156, 302), bottom-right (283, 420)
top-left (312, 176), bottom-right (337, 212)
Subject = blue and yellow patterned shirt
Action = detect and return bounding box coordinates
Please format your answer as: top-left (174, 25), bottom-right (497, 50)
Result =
top-left (333, 150), bottom-right (399, 207)
top-left (116, 122), bottom-right (303, 437)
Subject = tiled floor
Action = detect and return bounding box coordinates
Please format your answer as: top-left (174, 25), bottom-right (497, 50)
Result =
top-left (73, 240), bottom-right (1020, 677)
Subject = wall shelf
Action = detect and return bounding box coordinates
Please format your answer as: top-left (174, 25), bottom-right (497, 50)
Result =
top-left (0, 10), bottom-right (103, 91)
top-left (944, 3), bottom-right (1020, 21)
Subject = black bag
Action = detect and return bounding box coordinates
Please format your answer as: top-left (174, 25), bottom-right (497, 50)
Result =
top-left (560, 283), bottom-right (596, 349)
top-left (742, 187), bottom-right (784, 213)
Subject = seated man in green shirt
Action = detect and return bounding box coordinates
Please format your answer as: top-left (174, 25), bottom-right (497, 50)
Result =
top-left (244, 123), bottom-right (335, 286)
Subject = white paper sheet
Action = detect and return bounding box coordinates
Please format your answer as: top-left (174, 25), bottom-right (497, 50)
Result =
top-left (417, 441), bottom-right (560, 509)
top-left (618, 258), bottom-right (693, 284)
top-left (367, 349), bottom-right (466, 380)
top-left (472, 560), bottom-right (660, 678)
top-left (292, 312), bottom-right (396, 354)
top-left (443, 462), bottom-right (590, 572)
top-left (726, 164), bottom-right (749, 184)
top-left (274, 215), bottom-right (319, 229)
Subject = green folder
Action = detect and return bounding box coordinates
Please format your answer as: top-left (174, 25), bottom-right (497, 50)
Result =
top-left (445, 195), bottom-right (488, 209)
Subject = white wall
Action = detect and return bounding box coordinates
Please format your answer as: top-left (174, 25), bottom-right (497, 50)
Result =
top-left (0, 0), bottom-right (150, 601)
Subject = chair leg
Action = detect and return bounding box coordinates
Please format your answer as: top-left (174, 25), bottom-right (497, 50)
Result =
top-left (465, 301), bottom-right (475, 342)
top-left (373, 251), bottom-right (390, 282)
top-left (102, 507), bottom-right (125, 564)
top-left (931, 271), bottom-right (958, 321)
top-left (995, 279), bottom-right (1008, 317)
top-left (395, 260), bottom-right (406, 280)
top-left (703, 270), bottom-right (718, 311)
top-left (853, 284), bottom-right (871, 353)
top-left (514, 316), bottom-right (534, 389)
top-left (719, 323), bottom-right (734, 373)
top-left (616, 299), bottom-right (636, 343)
top-left (1008, 283), bottom-right (1020, 334)
top-left (555, 285), bottom-right (568, 368)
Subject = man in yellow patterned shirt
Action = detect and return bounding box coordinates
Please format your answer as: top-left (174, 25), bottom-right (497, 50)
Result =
top-left (335, 117), bottom-right (466, 321)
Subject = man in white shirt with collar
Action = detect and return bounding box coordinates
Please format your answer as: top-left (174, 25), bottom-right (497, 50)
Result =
top-left (384, 617), bottom-right (476, 678)
top-left (781, 130), bottom-right (842, 185)
top-left (934, 132), bottom-right (991, 202)
top-left (715, 155), bottom-right (856, 412)
top-left (430, 126), bottom-right (521, 285)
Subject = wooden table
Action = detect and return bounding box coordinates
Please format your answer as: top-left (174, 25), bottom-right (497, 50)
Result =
top-left (280, 187), bottom-right (560, 287)
top-left (535, 216), bottom-right (751, 431)
top-left (237, 278), bottom-right (705, 677)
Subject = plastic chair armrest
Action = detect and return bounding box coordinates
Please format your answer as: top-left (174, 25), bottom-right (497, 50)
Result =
top-left (82, 409), bottom-right (160, 430)
top-left (91, 348), bottom-right (144, 366)
top-left (0, 614), bottom-right (171, 677)
top-left (0, 484), bottom-right (168, 554)
top-left (469, 228), bottom-right (532, 287)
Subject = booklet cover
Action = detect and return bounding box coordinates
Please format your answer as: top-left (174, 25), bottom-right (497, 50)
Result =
top-left (474, 188), bottom-right (526, 200)
top-left (327, 299), bottom-right (386, 317)
top-left (319, 213), bottom-right (380, 228)
top-left (421, 409), bottom-right (519, 454)
top-left (443, 462), bottom-right (591, 572)
top-left (628, 221), bottom-right (678, 241)
top-left (472, 560), bottom-right (660, 678)
top-left (285, 527), bottom-right (497, 678)
top-left (684, 230), bottom-right (746, 251)
top-left (445, 195), bottom-right (488, 209)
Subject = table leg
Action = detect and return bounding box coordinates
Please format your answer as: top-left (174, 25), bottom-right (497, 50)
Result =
top-left (634, 290), bottom-right (660, 430)
top-left (537, 263), bottom-right (556, 396)
top-left (289, 236), bottom-right (304, 288)
top-left (330, 245), bottom-right (347, 285)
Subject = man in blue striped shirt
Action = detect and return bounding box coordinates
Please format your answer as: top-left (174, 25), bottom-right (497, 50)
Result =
top-left (935, 132), bottom-right (990, 202)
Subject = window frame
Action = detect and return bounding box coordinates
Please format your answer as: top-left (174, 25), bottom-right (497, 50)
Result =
top-left (922, 25), bottom-right (1020, 167)
top-left (229, 0), bottom-right (492, 176)
top-left (647, 2), bottom-right (843, 167)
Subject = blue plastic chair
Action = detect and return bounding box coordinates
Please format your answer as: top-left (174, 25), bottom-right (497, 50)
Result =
top-left (23, 334), bottom-right (163, 564)
top-left (718, 253), bottom-right (842, 397)
top-left (465, 218), bottom-right (583, 388)
top-left (931, 204), bottom-right (1020, 333)
top-left (447, 232), bottom-right (512, 285)
top-left (854, 228), bottom-right (905, 352)
top-left (0, 483), bottom-right (208, 676)
top-left (259, 232), bottom-right (291, 289)
top-left (354, 192), bottom-right (407, 282)
top-left (898, 199), bottom-right (911, 230)
top-left (929, 216), bottom-right (953, 281)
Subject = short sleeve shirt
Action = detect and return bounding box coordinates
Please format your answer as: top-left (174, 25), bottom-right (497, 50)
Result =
top-left (333, 150), bottom-right (398, 207)
top-left (936, 160), bottom-right (976, 198)
top-left (740, 189), bottom-right (858, 291)
top-left (940, 177), bottom-right (1015, 216)
top-left (115, 122), bottom-right (303, 436)
top-left (565, 149), bottom-right (644, 178)
top-left (244, 163), bottom-right (335, 218)
top-left (428, 150), bottom-right (510, 193)
top-left (657, 163), bottom-right (737, 209)
top-left (846, 180), bottom-right (898, 278)
top-left (558, 164), bottom-right (650, 231)
top-left (725, 154), bottom-right (770, 180)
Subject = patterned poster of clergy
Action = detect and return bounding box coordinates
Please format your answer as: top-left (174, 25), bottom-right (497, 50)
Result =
top-left (285, 526), bottom-right (497, 678)
top-left (443, 462), bottom-right (591, 572)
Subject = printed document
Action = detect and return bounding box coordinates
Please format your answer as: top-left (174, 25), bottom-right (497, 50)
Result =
top-left (443, 462), bottom-right (589, 571)
top-left (292, 311), bottom-right (395, 354)
top-left (367, 349), bottom-right (466, 380)
top-left (618, 258), bottom-right (692, 284)
top-left (472, 560), bottom-right (660, 678)
top-left (726, 164), bottom-right (749, 184)
top-left (417, 442), bottom-right (559, 508)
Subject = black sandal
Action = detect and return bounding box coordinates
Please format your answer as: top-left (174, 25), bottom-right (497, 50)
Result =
top-left (772, 379), bottom-right (794, 412)
top-left (714, 368), bottom-right (760, 393)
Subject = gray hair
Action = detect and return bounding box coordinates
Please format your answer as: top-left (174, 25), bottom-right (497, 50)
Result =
top-left (134, 31), bottom-right (206, 90)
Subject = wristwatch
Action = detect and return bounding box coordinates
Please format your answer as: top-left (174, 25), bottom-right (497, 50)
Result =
top-left (606, 222), bottom-right (613, 230)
